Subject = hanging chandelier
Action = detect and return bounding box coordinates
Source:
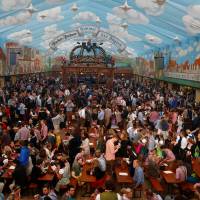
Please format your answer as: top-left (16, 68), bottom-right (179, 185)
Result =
top-left (154, 0), bottom-right (166, 6)
top-left (119, 0), bottom-right (132, 12)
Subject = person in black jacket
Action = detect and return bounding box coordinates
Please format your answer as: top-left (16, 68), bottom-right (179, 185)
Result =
top-left (31, 159), bottom-right (43, 184)
top-left (68, 134), bottom-right (81, 166)
top-left (12, 160), bottom-right (28, 191)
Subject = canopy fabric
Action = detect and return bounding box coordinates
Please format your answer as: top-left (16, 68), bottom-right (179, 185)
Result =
top-left (0, 0), bottom-right (200, 57)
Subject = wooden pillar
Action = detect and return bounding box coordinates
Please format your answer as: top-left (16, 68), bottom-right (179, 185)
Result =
top-left (195, 89), bottom-right (200, 103)
top-left (168, 83), bottom-right (173, 90)
top-left (0, 77), bottom-right (4, 88)
top-left (107, 68), bottom-right (115, 88)
top-left (11, 75), bottom-right (16, 84)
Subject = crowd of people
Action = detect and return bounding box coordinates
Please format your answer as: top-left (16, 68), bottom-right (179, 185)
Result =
top-left (0, 74), bottom-right (199, 200)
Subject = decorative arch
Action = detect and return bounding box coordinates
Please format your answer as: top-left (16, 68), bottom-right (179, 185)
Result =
top-left (69, 41), bottom-right (109, 65)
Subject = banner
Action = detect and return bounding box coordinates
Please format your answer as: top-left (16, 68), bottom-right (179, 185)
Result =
top-left (96, 31), bottom-right (126, 52)
top-left (49, 30), bottom-right (79, 50)
top-left (77, 25), bottom-right (99, 36)
top-left (164, 71), bottom-right (200, 82)
top-left (48, 25), bottom-right (126, 55)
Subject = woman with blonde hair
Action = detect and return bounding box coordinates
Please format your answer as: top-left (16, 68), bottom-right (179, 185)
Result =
top-left (121, 188), bottom-right (132, 200)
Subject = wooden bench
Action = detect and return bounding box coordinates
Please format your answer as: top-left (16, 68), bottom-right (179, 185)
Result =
top-left (60, 178), bottom-right (78, 191)
top-left (133, 184), bottom-right (144, 198)
top-left (180, 182), bottom-right (195, 192)
top-left (149, 177), bottom-right (164, 193)
top-left (28, 183), bottom-right (38, 195)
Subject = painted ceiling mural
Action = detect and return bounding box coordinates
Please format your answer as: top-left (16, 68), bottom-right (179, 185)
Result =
top-left (0, 0), bottom-right (200, 80)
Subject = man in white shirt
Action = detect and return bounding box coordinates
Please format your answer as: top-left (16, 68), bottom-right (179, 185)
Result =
top-left (127, 125), bottom-right (140, 142)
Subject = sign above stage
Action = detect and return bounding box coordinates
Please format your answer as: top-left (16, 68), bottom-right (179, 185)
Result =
top-left (47, 25), bottom-right (126, 55)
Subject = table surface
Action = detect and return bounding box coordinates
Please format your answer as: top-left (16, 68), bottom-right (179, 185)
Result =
top-left (115, 166), bottom-right (133, 184)
top-left (79, 163), bottom-right (96, 183)
top-left (160, 171), bottom-right (182, 184)
top-left (37, 173), bottom-right (54, 182)
top-left (2, 169), bottom-right (14, 179)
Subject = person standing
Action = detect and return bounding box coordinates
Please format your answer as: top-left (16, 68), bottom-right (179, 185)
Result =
top-left (40, 120), bottom-right (48, 142)
top-left (15, 122), bottom-right (30, 141)
top-left (105, 135), bottom-right (120, 174)
top-left (133, 160), bottom-right (144, 188)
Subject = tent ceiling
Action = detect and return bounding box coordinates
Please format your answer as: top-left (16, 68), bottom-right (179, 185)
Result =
top-left (0, 0), bottom-right (200, 57)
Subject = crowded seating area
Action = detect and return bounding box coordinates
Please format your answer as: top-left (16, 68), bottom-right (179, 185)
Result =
top-left (1, 0), bottom-right (200, 199)
top-left (0, 75), bottom-right (199, 199)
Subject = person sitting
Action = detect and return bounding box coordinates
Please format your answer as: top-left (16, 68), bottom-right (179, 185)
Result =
top-left (41, 184), bottom-right (57, 200)
top-left (95, 150), bottom-right (106, 173)
top-left (71, 157), bottom-right (84, 185)
top-left (95, 180), bottom-right (121, 200)
top-left (159, 146), bottom-right (175, 166)
top-left (175, 160), bottom-right (187, 182)
top-left (55, 156), bottom-right (71, 192)
top-left (121, 188), bottom-right (133, 200)
top-left (61, 185), bottom-right (76, 200)
top-left (91, 159), bottom-right (106, 189)
top-left (145, 154), bottom-right (160, 179)
top-left (145, 189), bottom-right (162, 200)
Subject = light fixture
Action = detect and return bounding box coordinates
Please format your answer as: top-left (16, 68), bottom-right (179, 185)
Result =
top-left (121, 22), bottom-right (128, 30)
top-left (39, 14), bottom-right (47, 19)
top-left (25, 3), bottom-right (38, 14)
top-left (174, 36), bottom-right (181, 45)
top-left (119, 0), bottom-right (132, 12)
top-left (96, 17), bottom-right (101, 24)
top-left (149, 37), bottom-right (155, 41)
top-left (26, 30), bottom-right (32, 35)
top-left (153, 0), bottom-right (166, 6)
top-left (71, 3), bottom-right (78, 12)
top-left (174, 36), bottom-right (180, 42)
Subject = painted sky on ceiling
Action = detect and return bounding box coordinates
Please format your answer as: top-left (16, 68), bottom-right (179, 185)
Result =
top-left (0, 0), bottom-right (200, 59)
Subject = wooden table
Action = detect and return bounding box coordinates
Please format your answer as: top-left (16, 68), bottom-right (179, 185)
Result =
top-left (79, 163), bottom-right (96, 183)
top-left (2, 169), bottom-right (14, 179)
top-left (79, 162), bottom-right (96, 197)
top-left (160, 170), bottom-right (182, 194)
top-left (115, 166), bottom-right (133, 185)
top-left (1, 163), bottom-right (16, 179)
top-left (192, 159), bottom-right (200, 178)
top-left (160, 171), bottom-right (181, 184)
top-left (37, 173), bottom-right (54, 182)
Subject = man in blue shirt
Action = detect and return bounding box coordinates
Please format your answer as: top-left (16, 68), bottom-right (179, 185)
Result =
top-left (133, 159), bottom-right (144, 188)
top-left (18, 140), bottom-right (30, 167)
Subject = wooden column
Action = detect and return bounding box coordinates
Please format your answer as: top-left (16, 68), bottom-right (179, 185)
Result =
top-left (195, 89), bottom-right (200, 103)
